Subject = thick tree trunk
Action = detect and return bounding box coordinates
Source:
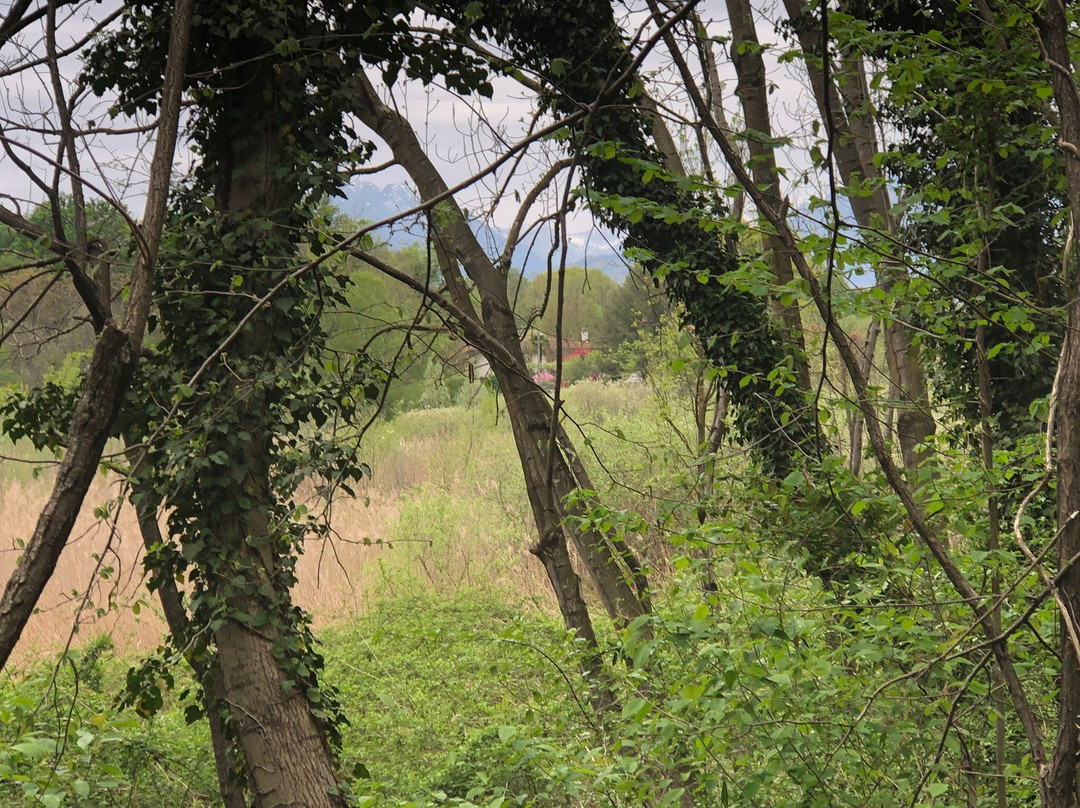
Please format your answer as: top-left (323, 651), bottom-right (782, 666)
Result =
top-left (1045, 293), bottom-right (1080, 808)
top-left (190, 41), bottom-right (346, 807)
top-left (215, 616), bottom-right (343, 808)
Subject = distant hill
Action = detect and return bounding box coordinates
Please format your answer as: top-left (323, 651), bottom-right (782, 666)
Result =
top-left (335, 181), bottom-right (629, 280)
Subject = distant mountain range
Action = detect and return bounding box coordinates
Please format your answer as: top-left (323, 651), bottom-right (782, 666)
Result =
top-left (334, 181), bottom-right (629, 280)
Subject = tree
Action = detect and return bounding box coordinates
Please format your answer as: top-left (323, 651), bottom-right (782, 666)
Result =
top-left (350, 71), bottom-right (649, 668)
top-left (82, 1), bottom-right (395, 803)
top-left (643, 1), bottom-right (1080, 805)
top-left (0, 0), bottom-right (191, 674)
top-left (592, 269), bottom-right (668, 352)
top-left (453, 0), bottom-right (820, 476)
top-left (11, 3), bottom-right (1080, 807)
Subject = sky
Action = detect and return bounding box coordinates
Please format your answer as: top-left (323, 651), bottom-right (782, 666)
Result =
top-left (0, 1), bottom-right (825, 242)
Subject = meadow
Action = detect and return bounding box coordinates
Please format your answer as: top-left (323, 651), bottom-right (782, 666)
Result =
top-left (0, 378), bottom-right (696, 807)
top-left (0, 379), bottom-right (689, 658)
top-left (0, 368), bottom-right (1036, 808)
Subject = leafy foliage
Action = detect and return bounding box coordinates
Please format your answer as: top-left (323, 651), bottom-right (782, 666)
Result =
top-left (843, 2), bottom-right (1065, 441)
top-left (0, 638), bottom-right (219, 808)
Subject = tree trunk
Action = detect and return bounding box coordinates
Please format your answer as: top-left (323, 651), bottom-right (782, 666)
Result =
top-left (0, 324), bottom-right (134, 669)
top-left (848, 317), bottom-right (879, 476)
top-left (556, 425), bottom-right (651, 608)
top-left (215, 616), bottom-right (343, 807)
top-left (351, 72), bottom-right (649, 630)
top-left (0, 0), bottom-right (192, 670)
top-left (974, 324), bottom-right (1008, 808)
top-left (781, 0), bottom-right (935, 472)
top-left (127, 473), bottom-right (244, 808)
top-left (879, 263), bottom-right (935, 471)
top-left (1035, 7), bottom-right (1080, 805)
top-left (727, 0), bottom-right (811, 393)
top-left (189, 45), bottom-right (346, 807)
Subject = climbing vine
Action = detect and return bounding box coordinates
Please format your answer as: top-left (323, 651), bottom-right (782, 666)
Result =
top-left (430, 0), bottom-right (817, 475)
top-left (79, 0), bottom-right (399, 794)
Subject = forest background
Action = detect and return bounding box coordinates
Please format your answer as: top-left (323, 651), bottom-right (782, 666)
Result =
top-left (2, 1), bottom-right (1080, 808)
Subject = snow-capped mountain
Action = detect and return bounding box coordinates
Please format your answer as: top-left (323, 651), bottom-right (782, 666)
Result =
top-left (335, 181), bottom-right (628, 280)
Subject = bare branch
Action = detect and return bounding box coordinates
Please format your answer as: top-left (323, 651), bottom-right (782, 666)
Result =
top-left (0, 0), bottom-right (195, 673)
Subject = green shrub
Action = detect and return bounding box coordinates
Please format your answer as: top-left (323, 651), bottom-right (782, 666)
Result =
top-left (0, 643), bottom-right (218, 808)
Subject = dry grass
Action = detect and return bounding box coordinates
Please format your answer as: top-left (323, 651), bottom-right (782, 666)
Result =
top-left (0, 406), bottom-right (560, 665)
top-left (0, 474), bottom-right (404, 663)
top-left (0, 474), bottom-right (163, 662)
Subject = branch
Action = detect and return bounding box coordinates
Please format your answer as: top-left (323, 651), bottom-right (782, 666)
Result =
top-left (499, 157), bottom-right (575, 271)
top-left (0, 203), bottom-right (110, 330)
top-left (0, 0), bottom-right (195, 673)
top-left (646, 0), bottom-right (1048, 769)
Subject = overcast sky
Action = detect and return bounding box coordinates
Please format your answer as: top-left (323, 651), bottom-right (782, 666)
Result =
top-left (0, 1), bottom-right (821, 237)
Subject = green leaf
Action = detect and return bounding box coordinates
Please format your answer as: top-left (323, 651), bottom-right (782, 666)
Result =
top-left (622, 697), bottom-right (649, 721)
top-left (927, 782), bottom-right (948, 798)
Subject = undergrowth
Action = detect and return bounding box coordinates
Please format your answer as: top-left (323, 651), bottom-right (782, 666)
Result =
top-left (0, 590), bottom-right (581, 808)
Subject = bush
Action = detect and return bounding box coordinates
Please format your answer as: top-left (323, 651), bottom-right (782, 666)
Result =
top-left (0, 642), bottom-right (218, 808)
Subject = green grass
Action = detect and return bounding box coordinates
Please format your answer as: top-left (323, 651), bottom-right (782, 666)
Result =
top-left (323, 590), bottom-right (575, 803)
top-left (0, 590), bottom-right (583, 807)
